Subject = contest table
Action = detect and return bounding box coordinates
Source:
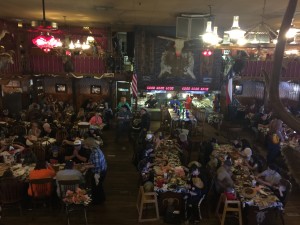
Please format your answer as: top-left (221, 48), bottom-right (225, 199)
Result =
top-left (152, 139), bottom-right (188, 215)
top-left (213, 144), bottom-right (283, 225)
top-left (167, 109), bottom-right (197, 135)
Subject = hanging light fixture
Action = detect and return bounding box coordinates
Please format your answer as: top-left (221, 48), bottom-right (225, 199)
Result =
top-left (244, 0), bottom-right (278, 45)
top-left (31, 0), bottom-right (61, 53)
top-left (202, 21), bottom-right (214, 44)
top-left (284, 19), bottom-right (300, 39)
top-left (225, 16), bottom-right (246, 41)
top-left (200, 5), bottom-right (221, 46)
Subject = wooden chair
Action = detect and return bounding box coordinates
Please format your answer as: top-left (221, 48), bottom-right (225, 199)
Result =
top-left (30, 144), bottom-right (46, 161)
top-left (29, 177), bottom-right (54, 209)
top-left (58, 180), bottom-right (87, 225)
top-left (136, 186), bottom-right (159, 222)
top-left (215, 193), bottom-right (242, 225)
top-left (277, 179), bottom-right (292, 225)
top-left (0, 177), bottom-right (23, 216)
top-left (197, 194), bottom-right (206, 220)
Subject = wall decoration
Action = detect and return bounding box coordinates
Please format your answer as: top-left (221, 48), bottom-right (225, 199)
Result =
top-left (234, 84), bottom-right (243, 95)
top-left (55, 83), bottom-right (67, 93)
top-left (91, 85), bottom-right (101, 94)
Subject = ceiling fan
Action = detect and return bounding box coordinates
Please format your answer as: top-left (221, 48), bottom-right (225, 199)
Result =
top-left (28, 0), bottom-right (62, 34)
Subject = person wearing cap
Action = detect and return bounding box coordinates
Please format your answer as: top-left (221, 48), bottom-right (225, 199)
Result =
top-left (64, 140), bottom-right (91, 164)
top-left (83, 137), bottom-right (107, 204)
top-left (186, 165), bottom-right (206, 223)
top-left (115, 104), bottom-right (132, 143)
top-left (56, 160), bottom-right (84, 197)
top-left (215, 159), bottom-right (234, 193)
top-left (89, 111), bottom-right (103, 127)
top-left (144, 95), bottom-right (157, 108)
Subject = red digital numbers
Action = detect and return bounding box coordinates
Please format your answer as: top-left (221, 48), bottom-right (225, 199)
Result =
top-left (146, 86), bottom-right (155, 90)
top-left (165, 86), bottom-right (174, 91)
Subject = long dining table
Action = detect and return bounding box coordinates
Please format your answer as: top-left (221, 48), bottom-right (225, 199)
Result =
top-left (167, 108), bottom-right (197, 135)
top-left (213, 144), bottom-right (283, 225)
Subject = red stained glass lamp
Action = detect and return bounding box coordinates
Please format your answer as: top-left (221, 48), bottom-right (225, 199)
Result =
top-left (32, 34), bottom-right (61, 52)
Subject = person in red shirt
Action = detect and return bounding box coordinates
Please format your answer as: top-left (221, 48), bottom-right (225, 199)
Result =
top-left (28, 161), bottom-right (56, 197)
top-left (185, 95), bottom-right (193, 109)
top-left (89, 111), bottom-right (103, 126)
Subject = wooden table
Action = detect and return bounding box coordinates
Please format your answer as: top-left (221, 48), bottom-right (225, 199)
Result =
top-left (213, 144), bottom-right (283, 225)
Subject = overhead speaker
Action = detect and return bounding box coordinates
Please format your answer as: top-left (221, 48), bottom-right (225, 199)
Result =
top-left (176, 16), bottom-right (207, 39)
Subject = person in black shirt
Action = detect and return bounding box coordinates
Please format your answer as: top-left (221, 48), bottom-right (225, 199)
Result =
top-left (145, 95), bottom-right (157, 108)
top-left (138, 108), bottom-right (151, 142)
top-left (41, 123), bottom-right (56, 138)
top-left (64, 140), bottom-right (91, 164)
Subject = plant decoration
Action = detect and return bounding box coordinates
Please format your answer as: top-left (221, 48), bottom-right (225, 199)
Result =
top-left (63, 188), bottom-right (91, 206)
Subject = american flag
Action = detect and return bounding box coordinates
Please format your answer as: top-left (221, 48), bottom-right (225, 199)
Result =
top-left (131, 72), bottom-right (138, 98)
top-left (226, 67), bottom-right (234, 105)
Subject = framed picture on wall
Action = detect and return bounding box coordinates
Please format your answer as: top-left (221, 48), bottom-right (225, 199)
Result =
top-left (91, 85), bottom-right (101, 94)
top-left (55, 84), bottom-right (67, 93)
top-left (234, 84), bottom-right (243, 95)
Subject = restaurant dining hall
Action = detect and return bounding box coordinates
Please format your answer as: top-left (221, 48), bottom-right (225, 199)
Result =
top-left (0, 0), bottom-right (300, 225)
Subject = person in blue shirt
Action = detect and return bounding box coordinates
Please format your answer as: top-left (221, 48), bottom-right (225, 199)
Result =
top-left (84, 137), bottom-right (107, 204)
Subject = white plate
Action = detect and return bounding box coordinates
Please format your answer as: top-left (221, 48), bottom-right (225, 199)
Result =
top-left (78, 122), bottom-right (90, 126)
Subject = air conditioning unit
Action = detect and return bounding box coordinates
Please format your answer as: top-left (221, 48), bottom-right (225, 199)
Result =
top-left (176, 16), bottom-right (207, 39)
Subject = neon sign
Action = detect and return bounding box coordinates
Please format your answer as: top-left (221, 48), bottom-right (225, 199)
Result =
top-left (146, 86), bottom-right (175, 91)
top-left (146, 86), bottom-right (209, 91)
top-left (181, 87), bottom-right (209, 91)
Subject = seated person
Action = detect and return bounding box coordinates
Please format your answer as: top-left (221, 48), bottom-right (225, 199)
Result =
top-left (89, 111), bottom-right (103, 127)
top-left (255, 164), bottom-right (282, 188)
top-left (251, 113), bottom-right (270, 140)
top-left (0, 141), bottom-right (25, 156)
top-left (27, 122), bottom-right (41, 141)
top-left (273, 179), bottom-right (288, 202)
top-left (83, 126), bottom-right (103, 147)
top-left (245, 154), bottom-right (264, 174)
top-left (41, 123), bottom-right (56, 138)
top-left (64, 140), bottom-right (91, 164)
top-left (28, 161), bottom-right (56, 197)
top-left (21, 148), bottom-right (37, 165)
top-left (56, 160), bottom-right (84, 197)
top-left (239, 147), bottom-right (252, 162)
top-left (215, 159), bottom-right (234, 194)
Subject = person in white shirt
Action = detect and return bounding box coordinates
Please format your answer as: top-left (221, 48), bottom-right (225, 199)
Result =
top-left (256, 164), bottom-right (282, 188)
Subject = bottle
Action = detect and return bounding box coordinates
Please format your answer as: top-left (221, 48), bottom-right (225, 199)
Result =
top-left (186, 109), bottom-right (190, 118)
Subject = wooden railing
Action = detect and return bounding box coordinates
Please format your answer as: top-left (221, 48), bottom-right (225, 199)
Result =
top-left (241, 60), bottom-right (300, 79)
top-left (2, 55), bottom-right (300, 80)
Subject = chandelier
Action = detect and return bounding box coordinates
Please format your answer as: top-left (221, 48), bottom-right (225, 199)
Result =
top-left (31, 0), bottom-right (62, 53)
top-left (202, 21), bottom-right (222, 46)
top-left (224, 16), bottom-right (246, 44)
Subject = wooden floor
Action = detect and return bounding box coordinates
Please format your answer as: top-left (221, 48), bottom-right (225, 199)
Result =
top-left (1, 121), bottom-right (300, 225)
